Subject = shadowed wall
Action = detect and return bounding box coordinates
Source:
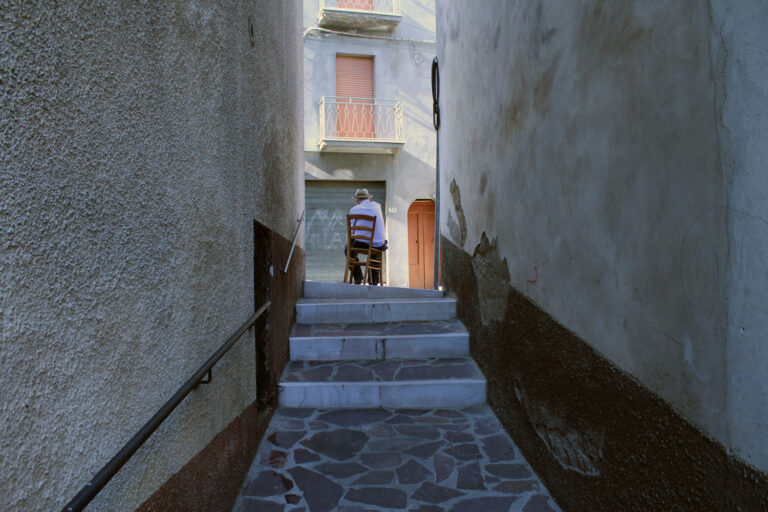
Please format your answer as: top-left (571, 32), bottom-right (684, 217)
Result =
top-left (437, 0), bottom-right (768, 509)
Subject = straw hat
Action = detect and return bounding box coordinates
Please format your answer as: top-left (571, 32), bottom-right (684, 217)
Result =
top-left (354, 188), bottom-right (371, 201)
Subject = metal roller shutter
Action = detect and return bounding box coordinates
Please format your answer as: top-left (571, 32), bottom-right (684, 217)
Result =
top-left (305, 181), bottom-right (386, 282)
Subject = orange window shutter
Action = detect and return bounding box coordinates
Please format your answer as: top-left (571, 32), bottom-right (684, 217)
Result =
top-left (336, 55), bottom-right (375, 138)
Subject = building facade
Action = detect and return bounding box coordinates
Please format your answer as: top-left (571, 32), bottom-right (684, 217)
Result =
top-left (303, 0), bottom-right (436, 288)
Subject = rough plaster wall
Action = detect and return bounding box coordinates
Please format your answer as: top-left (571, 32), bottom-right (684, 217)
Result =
top-left (303, 0), bottom-right (435, 287)
top-left (437, 0), bottom-right (767, 474)
top-left (0, 1), bottom-right (302, 510)
top-left (708, 0), bottom-right (768, 469)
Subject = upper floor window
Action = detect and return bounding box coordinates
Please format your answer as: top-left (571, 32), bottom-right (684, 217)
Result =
top-left (336, 55), bottom-right (375, 138)
top-left (318, 54), bottom-right (404, 153)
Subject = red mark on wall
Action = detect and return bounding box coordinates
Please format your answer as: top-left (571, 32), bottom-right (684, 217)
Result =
top-left (525, 266), bottom-right (538, 293)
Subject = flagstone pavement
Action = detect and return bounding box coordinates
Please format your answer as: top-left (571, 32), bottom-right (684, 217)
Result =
top-left (233, 405), bottom-right (561, 512)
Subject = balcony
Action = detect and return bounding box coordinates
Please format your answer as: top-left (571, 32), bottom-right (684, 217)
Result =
top-left (319, 96), bottom-right (405, 154)
top-left (317, 0), bottom-right (402, 32)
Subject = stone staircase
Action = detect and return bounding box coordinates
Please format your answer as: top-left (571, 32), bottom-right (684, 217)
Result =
top-left (232, 282), bottom-right (561, 511)
top-left (279, 281), bottom-right (486, 409)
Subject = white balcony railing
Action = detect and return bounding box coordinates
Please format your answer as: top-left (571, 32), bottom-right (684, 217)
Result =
top-left (317, 0), bottom-right (401, 31)
top-left (319, 97), bottom-right (404, 154)
top-left (319, 0), bottom-right (400, 15)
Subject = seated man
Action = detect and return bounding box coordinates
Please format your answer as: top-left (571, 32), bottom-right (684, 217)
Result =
top-left (345, 188), bottom-right (388, 285)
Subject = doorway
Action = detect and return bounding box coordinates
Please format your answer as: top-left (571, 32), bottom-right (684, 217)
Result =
top-left (408, 200), bottom-right (436, 289)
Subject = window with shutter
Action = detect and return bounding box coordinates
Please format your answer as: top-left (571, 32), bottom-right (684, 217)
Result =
top-left (336, 55), bottom-right (375, 138)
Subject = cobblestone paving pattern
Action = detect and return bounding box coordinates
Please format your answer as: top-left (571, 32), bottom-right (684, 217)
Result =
top-left (233, 406), bottom-right (561, 512)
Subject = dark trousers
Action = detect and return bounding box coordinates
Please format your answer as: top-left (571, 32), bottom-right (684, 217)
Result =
top-left (344, 241), bottom-right (387, 285)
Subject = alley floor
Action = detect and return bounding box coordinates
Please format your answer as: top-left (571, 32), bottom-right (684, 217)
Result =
top-left (232, 405), bottom-right (561, 512)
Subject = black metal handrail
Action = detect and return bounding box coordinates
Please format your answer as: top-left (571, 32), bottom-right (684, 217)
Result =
top-left (62, 301), bottom-right (271, 512)
top-left (283, 210), bottom-right (305, 274)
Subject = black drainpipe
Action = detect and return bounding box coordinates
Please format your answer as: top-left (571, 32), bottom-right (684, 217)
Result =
top-left (432, 56), bottom-right (441, 290)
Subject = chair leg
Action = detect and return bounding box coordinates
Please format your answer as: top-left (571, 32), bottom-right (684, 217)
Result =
top-left (346, 249), bottom-right (368, 285)
top-left (367, 250), bottom-right (382, 286)
top-left (363, 256), bottom-right (371, 286)
top-left (343, 247), bottom-right (352, 284)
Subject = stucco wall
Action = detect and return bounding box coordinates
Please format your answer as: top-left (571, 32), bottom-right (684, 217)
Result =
top-left (437, 0), bottom-right (768, 475)
top-left (710, 0), bottom-right (768, 470)
top-left (0, 1), bottom-right (302, 510)
top-left (303, 0), bottom-right (435, 287)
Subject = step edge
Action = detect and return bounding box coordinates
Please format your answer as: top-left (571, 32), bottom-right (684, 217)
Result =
top-left (303, 281), bottom-right (445, 296)
top-left (283, 355), bottom-right (479, 364)
top-left (297, 298), bottom-right (456, 304)
top-left (289, 332), bottom-right (468, 341)
top-left (280, 378), bottom-right (486, 387)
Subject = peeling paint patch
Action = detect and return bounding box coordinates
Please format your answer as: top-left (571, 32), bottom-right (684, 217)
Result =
top-left (448, 179), bottom-right (467, 247)
top-left (447, 212), bottom-right (462, 250)
top-left (471, 233), bottom-right (510, 324)
top-left (515, 386), bottom-right (603, 476)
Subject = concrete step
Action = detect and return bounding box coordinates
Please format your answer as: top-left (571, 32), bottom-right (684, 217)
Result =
top-left (279, 357), bottom-right (486, 409)
top-left (303, 280), bottom-right (444, 300)
top-left (290, 319), bottom-right (469, 361)
top-left (296, 297), bottom-right (457, 324)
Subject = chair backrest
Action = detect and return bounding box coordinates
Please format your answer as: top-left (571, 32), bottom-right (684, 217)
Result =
top-left (344, 214), bottom-right (383, 285)
top-left (347, 214), bottom-right (376, 245)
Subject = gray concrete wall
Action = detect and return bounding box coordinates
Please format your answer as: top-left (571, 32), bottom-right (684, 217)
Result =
top-left (303, 0), bottom-right (435, 287)
top-left (437, 0), bottom-right (768, 474)
top-left (711, 0), bottom-right (768, 470)
top-left (0, 1), bottom-right (303, 510)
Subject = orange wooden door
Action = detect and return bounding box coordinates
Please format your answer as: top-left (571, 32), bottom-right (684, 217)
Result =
top-left (408, 200), bottom-right (436, 289)
top-left (336, 55), bottom-right (374, 138)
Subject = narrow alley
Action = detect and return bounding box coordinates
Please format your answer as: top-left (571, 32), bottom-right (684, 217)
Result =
top-left (3, 1), bottom-right (768, 511)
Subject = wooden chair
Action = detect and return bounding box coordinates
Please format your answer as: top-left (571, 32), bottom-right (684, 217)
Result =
top-left (344, 214), bottom-right (383, 285)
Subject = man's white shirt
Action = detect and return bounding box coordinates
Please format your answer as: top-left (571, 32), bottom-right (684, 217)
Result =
top-left (350, 200), bottom-right (386, 247)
